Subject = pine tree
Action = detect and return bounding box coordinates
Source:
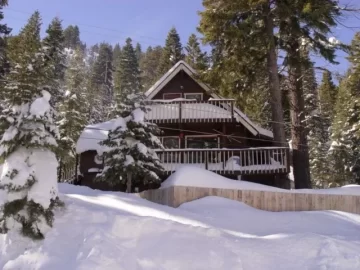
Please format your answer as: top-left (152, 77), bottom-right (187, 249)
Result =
top-left (302, 53), bottom-right (332, 187)
top-left (114, 38), bottom-right (141, 104)
top-left (0, 0), bottom-right (10, 78)
top-left (185, 33), bottom-right (208, 72)
top-left (318, 70), bottom-right (338, 119)
top-left (331, 32), bottom-right (360, 185)
top-left (277, 0), bottom-right (344, 189)
top-left (0, 11), bottom-right (62, 240)
top-left (140, 46), bottom-right (163, 90)
top-left (0, 0), bottom-right (11, 138)
top-left (58, 48), bottom-right (88, 164)
top-left (157, 27), bottom-right (184, 76)
top-left (135, 42), bottom-right (142, 65)
top-left (99, 39), bottom-right (163, 192)
top-left (113, 43), bottom-right (121, 69)
top-left (63, 25), bottom-right (85, 51)
top-left (89, 42), bottom-right (113, 122)
top-left (199, 0), bottom-right (288, 164)
top-left (42, 17), bottom-right (66, 105)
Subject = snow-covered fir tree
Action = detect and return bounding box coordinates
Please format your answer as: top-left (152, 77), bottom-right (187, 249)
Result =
top-left (57, 48), bottom-right (88, 164)
top-left (98, 38), bottom-right (164, 192)
top-left (0, 11), bottom-right (62, 240)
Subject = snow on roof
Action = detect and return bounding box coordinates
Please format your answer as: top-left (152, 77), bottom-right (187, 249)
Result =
top-left (145, 60), bottom-right (273, 138)
top-left (76, 118), bottom-right (125, 154)
top-left (147, 103), bottom-right (233, 121)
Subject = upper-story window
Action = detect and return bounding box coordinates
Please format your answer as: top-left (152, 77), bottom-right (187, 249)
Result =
top-left (163, 93), bottom-right (182, 100)
top-left (184, 93), bottom-right (203, 101)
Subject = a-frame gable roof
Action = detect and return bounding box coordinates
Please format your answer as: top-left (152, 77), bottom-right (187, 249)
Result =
top-left (145, 60), bottom-right (215, 100)
top-left (145, 61), bottom-right (273, 139)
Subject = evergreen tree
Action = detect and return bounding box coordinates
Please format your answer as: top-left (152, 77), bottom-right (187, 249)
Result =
top-left (63, 25), bottom-right (84, 51)
top-left (277, 0), bottom-right (344, 189)
top-left (318, 70), bottom-right (338, 119)
top-left (331, 32), bottom-right (360, 185)
top-left (89, 42), bottom-right (113, 122)
top-left (199, 0), bottom-right (288, 173)
top-left (157, 27), bottom-right (184, 76)
top-left (97, 89), bottom-right (164, 193)
top-left (185, 33), bottom-right (208, 72)
top-left (0, 11), bottom-right (62, 240)
top-left (140, 46), bottom-right (163, 90)
top-left (0, 0), bottom-right (11, 138)
top-left (0, 0), bottom-right (10, 78)
top-left (58, 48), bottom-right (88, 164)
top-left (114, 38), bottom-right (141, 101)
top-left (42, 17), bottom-right (66, 105)
top-left (113, 43), bottom-right (121, 69)
top-left (302, 53), bottom-right (332, 187)
top-left (135, 42), bottom-right (142, 65)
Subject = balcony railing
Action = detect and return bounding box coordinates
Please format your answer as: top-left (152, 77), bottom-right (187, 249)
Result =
top-left (146, 99), bottom-right (235, 123)
top-left (155, 147), bottom-right (290, 175)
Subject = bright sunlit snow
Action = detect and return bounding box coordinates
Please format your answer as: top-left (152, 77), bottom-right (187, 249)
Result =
top-left (0, 182), bottom-right (359, 270)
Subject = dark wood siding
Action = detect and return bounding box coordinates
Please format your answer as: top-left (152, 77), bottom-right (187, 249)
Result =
top-left (152, 71), bottom-right (212, 100)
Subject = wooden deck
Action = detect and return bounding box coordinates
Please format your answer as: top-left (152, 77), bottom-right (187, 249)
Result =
top-left (155, 147), bottom-right (290, 175)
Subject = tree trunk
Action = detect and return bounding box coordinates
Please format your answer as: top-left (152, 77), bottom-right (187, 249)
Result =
top-left (287, 41), bottom-right (312, 189)
top-left (263, 2), bottom-right (287, 148)
top-left (126, 171), bottom-right (132, 193)
top-left (263, 2), bottom-right (289, 189)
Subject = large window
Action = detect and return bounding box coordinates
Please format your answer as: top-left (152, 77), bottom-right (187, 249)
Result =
top-left (184, 93), bottom-right (203, 101)
top-left (185, 135), bottom-right (219, 149)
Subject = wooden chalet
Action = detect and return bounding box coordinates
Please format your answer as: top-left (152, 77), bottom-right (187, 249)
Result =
top-left (74, 61), bottom-right (290, 191)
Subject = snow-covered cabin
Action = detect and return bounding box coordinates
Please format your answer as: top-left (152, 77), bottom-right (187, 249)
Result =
top-left (74, 61), bottom-right (290, 191)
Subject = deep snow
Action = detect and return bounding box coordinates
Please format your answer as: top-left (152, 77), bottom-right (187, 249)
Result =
top-left (1, 183), bottom-right (360, 270)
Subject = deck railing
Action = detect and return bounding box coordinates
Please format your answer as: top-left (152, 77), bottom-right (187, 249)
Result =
top-left (146, 99), bottom-right (235, 123)
top-left (155, 147), bottom-right (290, 175)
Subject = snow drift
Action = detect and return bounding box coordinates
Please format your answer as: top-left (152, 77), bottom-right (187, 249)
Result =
top-left (1, 183), bottom-right (360, 270)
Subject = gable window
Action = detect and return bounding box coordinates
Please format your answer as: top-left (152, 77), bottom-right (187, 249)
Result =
top-left (163, 93), bottom-right (182, 100)
top-left (184, 93), bottom-right (203, 101)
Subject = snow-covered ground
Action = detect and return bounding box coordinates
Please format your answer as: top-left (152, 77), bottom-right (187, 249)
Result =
top-left (1, 182), bottom-right (360, 270)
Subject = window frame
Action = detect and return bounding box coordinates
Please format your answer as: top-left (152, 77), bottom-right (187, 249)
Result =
top-left (160, 136), bottom-right (181, 149)
top-left (185, 135), bottom-right (220, 149)
top-left (184, 93), bottom-right (203, 101)
top-left (163, 93), bottom-right (182, 100)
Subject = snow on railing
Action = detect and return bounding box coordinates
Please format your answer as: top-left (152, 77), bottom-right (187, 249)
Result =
top-left (155, 147), bottom-right (289, 175)
top-left (146, 99), bottom-right (235, 123)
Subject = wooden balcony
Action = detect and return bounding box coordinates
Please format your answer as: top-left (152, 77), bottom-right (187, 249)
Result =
top-left (146, 99), bottom-right (235, 123)
top-left (155, 147), bottom-right (290, 175)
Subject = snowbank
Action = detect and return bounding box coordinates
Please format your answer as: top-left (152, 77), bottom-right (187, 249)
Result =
top-left (161, 166), bottom-right (360, 196)
top-left (161, 166), bottom-right (284, 191)
top-left (1, 183), bottom-right (360, 269)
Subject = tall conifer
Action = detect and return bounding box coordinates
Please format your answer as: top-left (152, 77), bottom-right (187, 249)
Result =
top-left (157, 27), bottom-right (184, 76)
top-left (0, 11), bottom-right (62, 239)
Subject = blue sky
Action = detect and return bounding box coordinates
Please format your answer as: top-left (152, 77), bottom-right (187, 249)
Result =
top-left (3, 0), bottom-right (360, 80)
